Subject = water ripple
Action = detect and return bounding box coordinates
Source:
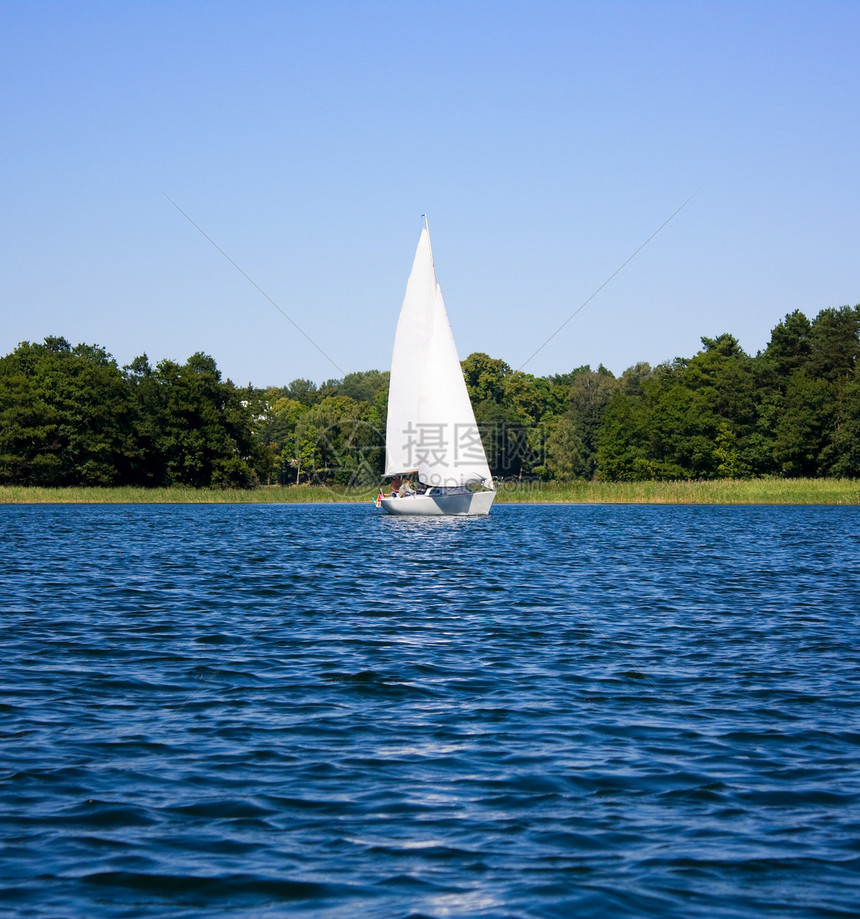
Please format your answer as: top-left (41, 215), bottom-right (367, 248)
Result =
top-left (1, 503), bottom-right (858, 918)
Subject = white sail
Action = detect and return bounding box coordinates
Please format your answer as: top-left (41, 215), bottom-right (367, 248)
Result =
top-left (384, 224), bottom-right (493, 489)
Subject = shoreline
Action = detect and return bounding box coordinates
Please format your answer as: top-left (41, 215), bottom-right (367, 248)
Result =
top-left (1, 479), bottom-right (858, 506)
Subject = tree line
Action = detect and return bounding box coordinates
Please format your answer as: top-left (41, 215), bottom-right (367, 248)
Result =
top-left (1, 304), bottom-right (858, 488)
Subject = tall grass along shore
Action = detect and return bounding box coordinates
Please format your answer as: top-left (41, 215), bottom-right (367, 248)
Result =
top-left (1, 479), bottom-right (858, 505)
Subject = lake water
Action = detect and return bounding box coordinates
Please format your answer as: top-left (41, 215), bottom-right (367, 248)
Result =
top-left (1, 503), bottom-right (859, 918)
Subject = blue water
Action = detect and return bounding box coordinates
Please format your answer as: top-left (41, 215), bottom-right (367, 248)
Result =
top-left (1, 503), bottom-right (859, 918)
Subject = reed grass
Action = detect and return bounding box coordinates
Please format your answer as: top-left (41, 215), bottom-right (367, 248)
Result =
top-left (495, 478), bottom-right (860, 505)
top-left (0, 485), bottom-right (376, 504)
top-left (1, 479), bottom-right (857, 505)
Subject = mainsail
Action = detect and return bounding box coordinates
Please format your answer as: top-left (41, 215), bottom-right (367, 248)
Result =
top-left (384, 224), bottom-right (492, 488)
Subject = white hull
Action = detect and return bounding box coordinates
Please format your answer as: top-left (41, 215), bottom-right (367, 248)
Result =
top-left (380, 491), bottom-right (495, 517)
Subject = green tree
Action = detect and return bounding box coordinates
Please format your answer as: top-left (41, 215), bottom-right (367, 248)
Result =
top-left (545, 417), bottom-right (583, 481)
top-left (339, 369), bottom-right (389, 403)
top-left (285, 378), bottom-right (320, 406)
top-left (250, 390), bottom-right (309, 484)
top-left (771, 371), bottom-right (835, 476)
top-left (140, 353), bottom-right (259, 487)
top-left (566, 366), bottom-right (617, 477)
top-left (828, 370), bottom-right (860, 476)
top-left (294, 395), bottom-right (381, 485)
top-left (596, 387), bottom-right (656, 480)
top-left (0, 337), bottom-right (134, 485)
top-left (462, 353), bottom-right (510, 404)
top-left (757, 305), bottom-right (859, 477)
top-left (674, 334), bottom-right (756, 477)
top-left (807, 305), bottom-right (860, 382)
top-left (764, 310), bottom-right (812, 379)
top-left (596, 338), bottom-right (759, 482)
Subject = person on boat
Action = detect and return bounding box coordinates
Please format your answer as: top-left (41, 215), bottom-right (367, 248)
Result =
top-left (399, 477), bottom-right (415, 497)
top-left (388, 475), bottom-right (402, 498)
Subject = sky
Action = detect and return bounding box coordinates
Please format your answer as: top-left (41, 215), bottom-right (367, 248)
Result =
top-left (2, 0), bottom-right (859, 388)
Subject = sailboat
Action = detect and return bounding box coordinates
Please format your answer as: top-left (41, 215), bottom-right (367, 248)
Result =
top-left (379, 219), bottom-right (495, 516)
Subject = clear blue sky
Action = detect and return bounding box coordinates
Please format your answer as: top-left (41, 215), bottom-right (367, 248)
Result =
top-left (3, 0), bottom-right (858, 387)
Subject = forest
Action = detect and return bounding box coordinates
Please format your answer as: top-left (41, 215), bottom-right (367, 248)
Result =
top-left (1, 304), bottom-right (858, 488)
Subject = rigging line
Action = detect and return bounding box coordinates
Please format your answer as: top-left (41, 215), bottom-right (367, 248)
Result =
top-left (162, 192), bottom-right (346, 376)
top-left (517, 192), bottom-right (697, 373)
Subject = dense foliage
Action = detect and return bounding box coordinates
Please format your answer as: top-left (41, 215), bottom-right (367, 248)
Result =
top-left (1, 305), bottom-right (858, 488)
top-left (0, 338), bottom-right (261, 488)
